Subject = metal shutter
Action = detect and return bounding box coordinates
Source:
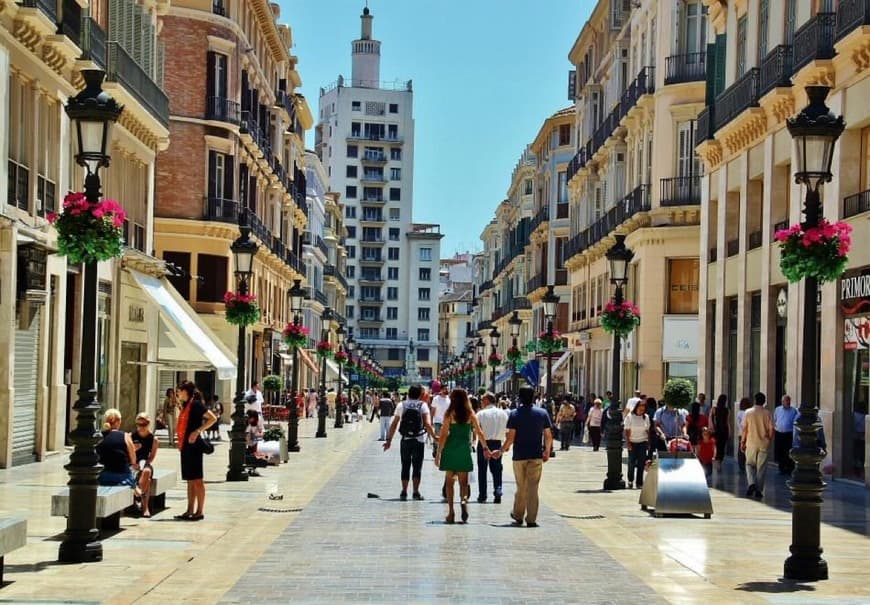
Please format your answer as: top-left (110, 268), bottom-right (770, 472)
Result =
top-left (12, 308), bottom-right (40, 465)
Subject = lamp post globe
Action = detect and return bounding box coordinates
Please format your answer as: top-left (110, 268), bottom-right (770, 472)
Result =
top-left (334, 324), bottom-right (346, 428)
top-left (783, 86), bottom-right (844, 582)
top-left (509, 311), bottom-right (522, 395)
top-left (315, 307), bottom-right (334, 438)
top-left (58, 68), bottom-right (123, 564)
top-left (489, 327), bottom-right (500, 393)
top-left (286, 278), bottom-right (305, 452)
top-left (541, 285), bottom-right (560, 456)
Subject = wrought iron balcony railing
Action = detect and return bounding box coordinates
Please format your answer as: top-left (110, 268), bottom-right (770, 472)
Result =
top-left (713, 68), bottom-right (760, 132)
top-left (106, 41), bottom-right (169, 126)
top-left (204, 197), bottom-right (238, 223)
top-left (206, 96), bottom-right (240, 124)
top-left (664, 52), bottom-right (706, 85)
top-left (80, 16), bottom-right (107, 69)
top-left (759, 45), bottom-right (793, 97)
top-left (843, 189), bottom-right (870, 218)
top-left (836, 0), bottom-right (870, 41)
top-left (660, 176), bottom-right (701, 206)
top-left (792, 12), bottom-right (836, 74)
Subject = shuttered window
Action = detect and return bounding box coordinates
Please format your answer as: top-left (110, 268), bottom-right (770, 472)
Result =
top-left (207, 150), bottom-right (234, 200)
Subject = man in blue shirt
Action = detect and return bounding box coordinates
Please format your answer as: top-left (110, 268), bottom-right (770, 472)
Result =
top-left (774, 395), bottom-right (799, 474)
top-left (499, 385), bottom-right (553, 527)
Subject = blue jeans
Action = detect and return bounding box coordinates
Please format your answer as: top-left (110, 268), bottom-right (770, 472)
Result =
top-left (476, 440), bottom-right (503, 499)
top-left (627, 441), bottom-right (648, 486)
top-left (98, 469), bottom-right (136, 488)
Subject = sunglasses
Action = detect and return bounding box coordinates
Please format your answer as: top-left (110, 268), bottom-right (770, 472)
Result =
top-left (136, 422), bottom-right (149, 427)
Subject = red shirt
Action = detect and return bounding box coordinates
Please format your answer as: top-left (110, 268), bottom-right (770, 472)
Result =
top-left (697, 439), bottom-right (716, 464)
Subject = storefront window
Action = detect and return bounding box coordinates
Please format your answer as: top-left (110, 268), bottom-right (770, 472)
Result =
top-left (843, 316), bottom-right (869, 481)
top-left (666, 361), bottom-right (697, 393)
top-left (668, 259), bottom-right (700, 314)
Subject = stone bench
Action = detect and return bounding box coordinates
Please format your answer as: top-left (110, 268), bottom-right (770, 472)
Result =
top-left (0, 518), bottom-right (26, 586)
top-left (148, 468), bottom-right (176, 511)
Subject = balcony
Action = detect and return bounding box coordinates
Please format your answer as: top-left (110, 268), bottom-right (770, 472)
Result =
top-left (477, 320), bottom-right (493, 332)
top-left (359, 274), bottom-right (384, 285)
top-left (361, 151), bottom-right (388, 164)
top-left (80, 16), bottom-right (107, 70)
top-left (713, 68), bottom-right (760, 132)
top-left (19, 0), bottom-right (56, 22)
top-left (583, 184), bottom-right (651, 249)
top-left (479, 279), bottom-right (494, 292)
top-left (106, 42), bottom-right (169, 126)
top-left (759, 45), bottom-right (793, 97)
top-left (204, 197), bottom-right (238, 223)
top-left (696, 106), bottom-right (714, 142)
top-left (772, 219), bottom-right (789, 241)
top-left (526, 274), bottom-right (546, 294)
top-left (660, 176), bottom-right (701, 206)
top-left (567, 147), bottom-right (588, 181)
top-left (664, 52), bottom-right (707, 85)
top-left (530, 206), bottom-right (549, 232)
top-left (836, 0), bottom-right (870, 41)
top-left (359, 255), bottom-right (385, 266)
top-left (315, 235), bottom-right (329, 256)
top-left (361, 172), bottom-right (387, 184)
top-left (360, 236), bottom-right (386, 245)
top-left (358, 316), bottom-right (384, 325)
top-left (358, 296), bottom-right (384, 305)
top-left (620, 66), bottom-right (655, 116)
top-left (240, 110), bottom-right (266, 154)
top-left (843, 189), bottom-right (870, 218)
top-left (206, 96), bottom-right (240, 125)
top-left (323, 264), bottom-right (349, 291)
top-left (360, 213), bottom-right (385, 225)
top-left (307, 288), bottom-right (328, 307)
top-left (792, 12), bottom-right (836, 74)
top-left (360, 196), bottom-right (385, 205)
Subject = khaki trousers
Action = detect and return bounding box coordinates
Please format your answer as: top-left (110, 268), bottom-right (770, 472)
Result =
top-left (512, 459), bottom-right (543, 524)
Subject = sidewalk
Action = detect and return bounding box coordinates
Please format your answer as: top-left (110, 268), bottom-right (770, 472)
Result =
top-left (0, 418), bottom-right (370, 604)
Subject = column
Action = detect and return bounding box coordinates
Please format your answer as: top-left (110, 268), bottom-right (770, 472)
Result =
top-left (736, 153), bottom-right (751, 399)
top-left (713, 163), bottom-right (729, 397)
top-left (759, 136), bottom-right (775, 398)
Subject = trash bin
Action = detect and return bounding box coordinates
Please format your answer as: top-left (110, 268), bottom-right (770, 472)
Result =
top-left (638, 452), bottom-right (713, 518)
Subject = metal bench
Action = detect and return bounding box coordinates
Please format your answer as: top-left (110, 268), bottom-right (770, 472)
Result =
top-left (0, 518), bottom-right (26, 586)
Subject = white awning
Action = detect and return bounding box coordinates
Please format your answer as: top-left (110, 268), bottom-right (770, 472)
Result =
top-left (324, 358), bottom-right (350, 384)
top-left (129, 270), bottom-right (237, 380)
top-left (540, 350), bottom-right (572, 386)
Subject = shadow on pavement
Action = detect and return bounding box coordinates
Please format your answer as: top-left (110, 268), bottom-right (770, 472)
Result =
top-left (735, 580), bottom-right (817, 593)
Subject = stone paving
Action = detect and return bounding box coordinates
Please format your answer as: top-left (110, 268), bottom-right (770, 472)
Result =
top-left (221, 432), bottom-right (661, 605)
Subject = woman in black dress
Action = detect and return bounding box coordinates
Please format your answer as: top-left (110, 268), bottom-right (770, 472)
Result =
top-left (175, 381), bottom-right (217, 521)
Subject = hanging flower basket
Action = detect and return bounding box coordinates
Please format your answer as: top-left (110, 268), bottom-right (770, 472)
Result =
top-left (487, 352), bottom-right (502, 368)
top-left (506, 346), bottom-right (523, 364)
top-left (537, 330), bottom-right (564, 356)
top-left (334, 350), bottom-right (349, 365)
top-left (47, 192), bottom-right (126, 264)
top-left (600, 299), bottom-right (641, 337)
top-left (775, 219), bottom-right (851, 283)
top-left (474, 359), bottom-right (486, 372)
top-left (316, 341), bottom-right (334, 359)
top-left (223, 291), bottom-right (260, 326)
top-left (282, 322), bottom-right (309, 349)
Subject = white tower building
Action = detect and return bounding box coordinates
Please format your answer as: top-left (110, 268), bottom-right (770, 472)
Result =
top-left (316, 6), bottom-right (441, 383)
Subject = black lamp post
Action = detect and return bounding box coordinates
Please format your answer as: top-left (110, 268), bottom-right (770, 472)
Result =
top-left (603, 234), bottom-right (633, 490)
top-left (226, 211), bottom-right (259, 482)
top-left (346, 336), bottom-right (359, 414)
top-left (287, 279), bottom-right (305, 452)
top-left (489, 327), bottom-right (501, 393)
top-left (509, 311), bottom-right (522, 395)
top-left (334, 323), bottom-right (346, 428)
top-left (476, 337), bottom-right (485, 392)
top-left (315, 307), bottom-right (334, 438)
top-left (58, 69), bottom-right (123, 564)
top-left (542, 285), bottom-right (559, 458)
top-left (783, 86), bottom-right (844, 582)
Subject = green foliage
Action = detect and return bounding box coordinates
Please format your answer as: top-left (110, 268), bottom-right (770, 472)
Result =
top-left (663, 378), bottom-right (694, 409)
top-left (263, 426), bottom-right (285, 441)
top-left (262, 375), bottom-right (282, 392)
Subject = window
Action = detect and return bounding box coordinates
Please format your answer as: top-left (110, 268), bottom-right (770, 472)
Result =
top-left (36, 94), bottom-right (58, 216)
top-left (389, 208), bottom-right (400, 221)
top-left (389, 228), bottom-right (400, 241)
top-left (667, 259), bottom-right (700, 313)
top-left (683, 1), bottom-right (707, 55)
top-left (419, 248), bottom-right (432, 262)
top-left (524, 178), bottom-right (533, 195)
top-left (388, 267), bottom-right (399, 280)
top-left (387, 307), bottom-right (398, 320)
top-left (387, 124), bottom-right (398, 140)
top-left (558, 124), bottom-right (571, 146)
top-left (197, 254), bottom-right (229, 302)
top-left (417, 329), bottom-right (430, 342)
top-left (784, 0), bottom-right (797, 45)
top-left (345, 206), bottom-right (356, 219)
top-left (390, 148), bottom-right (402, 161)
top-left (758, 0), bottom-right (769, 58)
top-left (418, 288), bottom-right (430, 301)
top-left (346, 305), bottom-right (355, 319)
top-left (208, 150), bottom-right (234, 200)
top-left (419, 268), bottom-right (431, 281)
top-left (677, 121), bottom-right (700, 178)
top-left (390, 167), bottom-right (401, 180)
top-left (345, 185), bottom-right (357, 199)
top-left (736, 14), bottom-right (747, 77)
top-left (389, 187), bottom-right (401, 201)
top-left (360, 286), bottom-right (379, 300)
top-left (418, 308), bottom-right (430, 321)
top-left (388, 347), bottom-right (401, 360)
top-left (348, 285), bottom-right (355, 298)
top-left (164, 251), bottom-right (191, 300)
top-left (557, 170), bottom-right (568, 203)
top-left (351, 121), bottom-right (361, 137)
top-left (417, 348), bottom-right (430, 362)
top-left (386, 328), bottom-right (398, 339)
top-left (346, 266), bottom-right (355, 278)
top-left (389, 103), bottom-right (398, 113)
top-left (346, 165), bottom-right (358, 178)
top-left (347, 145), bottom-right (358, 158)
top-left (360, 328), bottom-right (379, 339)
top-left (346, 245), bottom-right (356, 259)
top-left (388, 247), bottom-right (400, 260)
top-left (346, 226), bottom-right (356, 238)
top-left (352, 101), bottom-right (361, 111)
top-left (387, 287), bottom-right (399, 300)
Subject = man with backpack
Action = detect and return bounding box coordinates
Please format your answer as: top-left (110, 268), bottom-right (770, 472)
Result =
top-left (383, 384), bottom-right (436, 501)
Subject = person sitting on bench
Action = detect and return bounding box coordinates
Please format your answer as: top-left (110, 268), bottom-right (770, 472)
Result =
top-left (131, 412), bottom-right (158, 517)
top-left (97, 409), bottom-right (141, 497)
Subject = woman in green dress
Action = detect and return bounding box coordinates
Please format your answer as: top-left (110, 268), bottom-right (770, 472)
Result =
top-left (435, 388), bottom-right (491, 524)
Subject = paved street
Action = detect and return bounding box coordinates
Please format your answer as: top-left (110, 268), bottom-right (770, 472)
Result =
top-left (0, 418), bottom-right (868, 604)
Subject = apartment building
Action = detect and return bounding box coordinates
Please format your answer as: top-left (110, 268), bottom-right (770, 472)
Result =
top-left (694, 0), bottom-right (870, 484)
top-left (315, 7), bottom-right (441, 382)
top-left (0, 0), bottom-right (172, 465)
top-left (155, 0), bottom-right (311, 402)
top-left (562, 0), bottom-right (704, 399)
top-left (437, 253), bottom-right (475, 373)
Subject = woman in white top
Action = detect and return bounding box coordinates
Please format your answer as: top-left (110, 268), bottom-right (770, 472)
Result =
top-left (586, 399), bottom-right (604, 451)
top-left (736, 397), bottom-right (752, 471)
top-left (624, 400), bottom-right (651, 489)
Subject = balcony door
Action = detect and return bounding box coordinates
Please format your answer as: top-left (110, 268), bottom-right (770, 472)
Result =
top-left (208, 150), bottom-right (233, 202)
top-left (678, 1), bottom-right (707, 58)
top-left (677, 121), bottom-right (699, 179)
top-left (207, 52), bottom-right (227, 101)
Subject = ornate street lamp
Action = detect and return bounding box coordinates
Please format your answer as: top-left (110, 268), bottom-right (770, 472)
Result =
top-left (476, 337), bottom-right (485, 392)
top-left (316, 307), bottom-right (334, 438)
top-left (489, 327), bottom-right (500, 393)
top-left (286, 279), bottom-right (305, 452)
top-left (603, 234), bottom-right (633, 490)
top-left (226, 211), bottom-right (259, 482)
top-left (346, 336), bottom-right (359, 414)
top-left (509, 311), bottom-right (523, 395)
top-left (334, 323), bottom-right (346, 428)
top-left (59, 69), bottom-right (123, 564)
top-left (542, 285), bottom-right (560, 457)
top-left (783, 86), bottom-right (844, 582)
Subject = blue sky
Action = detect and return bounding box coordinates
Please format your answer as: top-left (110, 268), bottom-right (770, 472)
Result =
top-left (280, 0), bottom-right (592, 256)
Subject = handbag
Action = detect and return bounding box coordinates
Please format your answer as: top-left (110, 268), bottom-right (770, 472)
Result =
top-left (199, 435), bottom-right (215, 455)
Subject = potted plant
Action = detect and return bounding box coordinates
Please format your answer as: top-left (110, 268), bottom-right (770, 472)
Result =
top-left (282, 322), bottom-right (309, 349)
top-left (600, 300), bottom-right (641, 337)
top-left (262, 425), bottom-right (287, 464)
top-left (487, 351), bottom-right (503, 368)
top-left (506, 345), bottom-right (523, 364)
top-left (774, 219), bottom-right (852, 283)
top-left (662, 377), bottom-right (694, 410)
top-left (47, 192), bottom-right (126, 264)
top-left (316, 340), bottom-right (333, 359)
top-left (223, 291), bottom-right (260, 326)
top-left (537, 330), bottom-right (564, 356)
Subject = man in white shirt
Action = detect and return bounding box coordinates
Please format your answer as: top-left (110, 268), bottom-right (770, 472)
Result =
top-left (383, 385), bottom-right (436, 501)
top-left (476, 392), bottom-right (509, 503)
top-left (623, 390), bottom-right (643, 418)
top-left (244, 381), bottom-right (264, 429)
top-left (774, 394), bottom-right (799, 475)
top-left (429, 381), bottom-right (451, 457)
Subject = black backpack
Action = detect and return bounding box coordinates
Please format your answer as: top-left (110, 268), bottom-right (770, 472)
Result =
top-left (398, 401), bottom-right (424, 438)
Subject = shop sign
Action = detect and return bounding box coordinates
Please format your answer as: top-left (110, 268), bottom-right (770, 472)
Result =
top-left (127, 304), bottom-right (145, 323)
top-left (776, 288), bottom-right (788, 318)
top-left (841, 271), bottom-right (870, 315)
top-left (845, 317), bottom-right (870, 351)
top-left (662, 316), bottom-right (699, 361)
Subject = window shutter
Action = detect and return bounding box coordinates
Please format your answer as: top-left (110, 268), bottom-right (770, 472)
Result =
top-left (239, 164), bottom-right (248, 204)
top-left (224, 154), bottom-right (234, 200)
top-left (218, 55), bottom-right (228, 98)
top-left (108, 0), bottom-right (121, 40)
top-left (207, 150), bottom-right (218, 198)
top-left (705, 42), bottom-right (716, 104)
top-left (156, 41), bottom-right (165, 87)
top-left (124, 0), bottom-right (135, 54)
top-left (672, 0), bottom-right (682, 56)
top-left (714, 34), bottom-right (726, 98)
top-left (144, 21), bottom-right (154, 78)
top-left (206, 51), bottom-right (216, 99)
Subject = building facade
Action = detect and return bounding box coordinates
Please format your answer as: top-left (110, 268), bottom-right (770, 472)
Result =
top-left (155, 0), bottom-right (311, 404)
top-left (437, 252), bottom-right (475, 375)
top-left (695, 0), bottom-right (870, 485)
top-left (0, 0), bottom-right (172, 465)
top-left (315, 7), bottom-right (440, 383)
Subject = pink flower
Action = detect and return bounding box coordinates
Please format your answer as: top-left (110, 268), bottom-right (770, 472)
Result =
top-left (46, 212), bottom-right (58, 224)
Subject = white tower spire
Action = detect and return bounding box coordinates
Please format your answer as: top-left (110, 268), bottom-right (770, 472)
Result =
top-left (352, 6), bottom-right (381, 87)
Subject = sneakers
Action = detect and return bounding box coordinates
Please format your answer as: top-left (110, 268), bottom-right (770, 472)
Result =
top-left (493, 494), bottom-right (501, 504)
top-left (412, 492), bottom-right (424, 501)
top-left (399, 491), bottom-right (408, 501)
top-left (509, 512), bottom-right (523, 527)
top-left (526, 522), bottom-right (539, 528)
top-left (477, 496), bottom-right (486, 504)
top-left (746, 484), bottom-right (756, 497)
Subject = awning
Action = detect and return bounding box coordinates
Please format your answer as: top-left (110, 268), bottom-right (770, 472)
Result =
top-left (129, 270), bottom-right (237, 380)
top-left (324, 358), bottom-right (350, 384)
top-left (299, 348), bottom-right (319, 374)
top-left (494, 369), bottom-right (514, 386)
top-left (540, 351), bottom-right (572, 386)
top-left (279, 353), bottom-right (293, 363)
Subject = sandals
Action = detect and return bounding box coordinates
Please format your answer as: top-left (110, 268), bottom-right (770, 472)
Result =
top-left (460, 498), bottom-right (469, 523)
top-left (174, 512), bottom-right (193, 520)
